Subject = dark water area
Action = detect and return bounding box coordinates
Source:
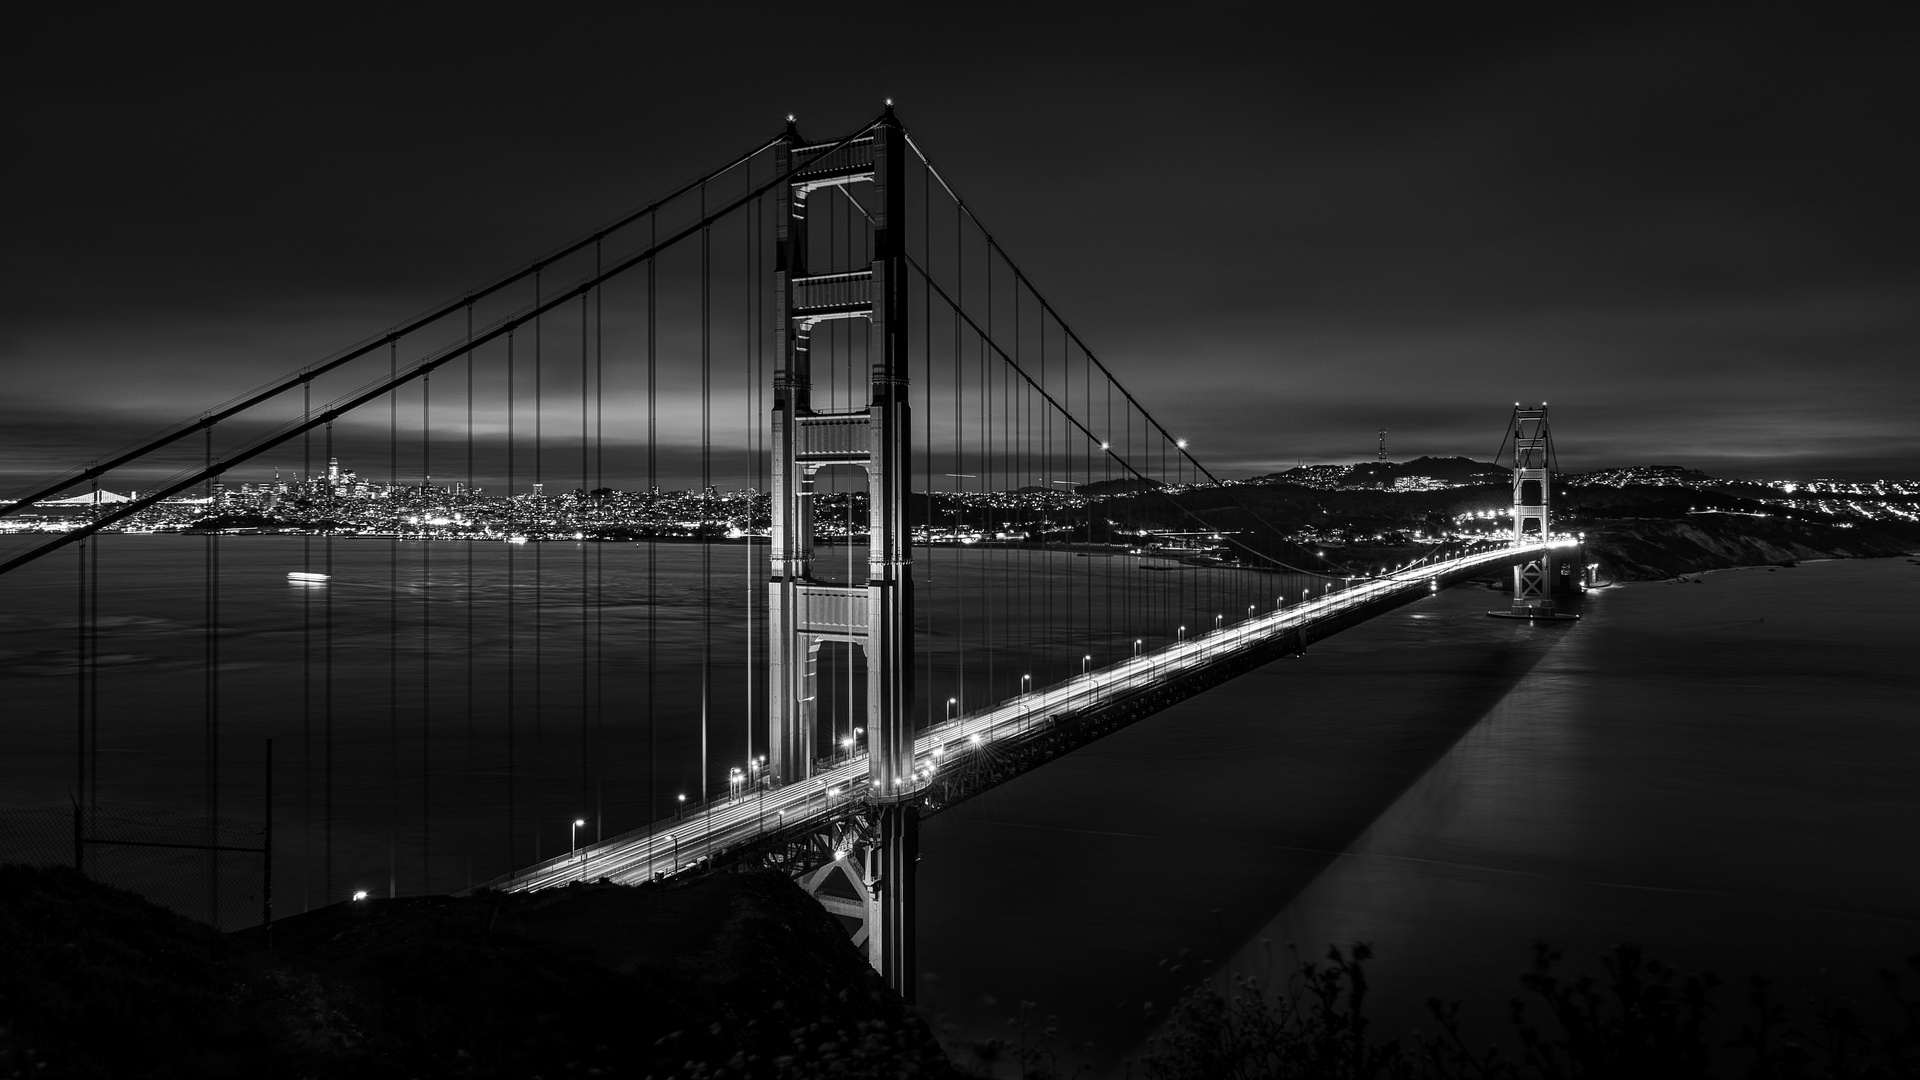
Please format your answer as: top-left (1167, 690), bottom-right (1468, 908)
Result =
top-left (917, 558), bottom-right (1920, 1076)
top-left (6, 537), bottom-right (1918, 1079)
top-left (0, 533), bottom-right (1280, 913)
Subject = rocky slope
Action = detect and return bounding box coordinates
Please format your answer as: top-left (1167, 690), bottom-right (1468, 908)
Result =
top-left (0, 864), bottom-right (955, 1079)
top-left (1579, 514), bottom-right (1916, 581)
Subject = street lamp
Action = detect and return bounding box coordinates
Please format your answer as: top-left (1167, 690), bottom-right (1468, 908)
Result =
top-left (1021, 673), bottom-right (1032, 695)
top-left (676, 793), bottom-right (686, 819)
top-left (1134, 638), bottom-right (1142, 656)
top-left (665, 832), bottom-right (678, 871)
top-left (947, 696), bottom-right (958, 722)
top-left (1215, 614), bottom-right (1223, 630)
top-left (571, 818), bottom-right (586, 860)
top-left (1082, 654), bottom-right (1092, 674)
top-left (1177, 625), bottom-right (1185, 641)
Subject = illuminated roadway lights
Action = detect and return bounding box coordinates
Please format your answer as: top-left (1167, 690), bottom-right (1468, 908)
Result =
top-left (571, 818), bottom-right (587, 862)
top-left (676, 793), bottom-right (686, 819)
top-left (1082, 653), bottom-right (1092, 674)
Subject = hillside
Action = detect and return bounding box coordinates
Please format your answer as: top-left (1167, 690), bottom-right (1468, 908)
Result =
top-left (0, 864), bottom-right (953, 1079)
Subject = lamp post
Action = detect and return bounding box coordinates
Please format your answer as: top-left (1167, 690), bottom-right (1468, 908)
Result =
top-left (1021, 673), bottom-right (1032, 695)
top-left (753, 755), bottom-right (767, 828)
top-left (571, 818), bottom-right (586, 861)
top-left (676, 793), bottom-right (686, 819)
top-left (1082, 654), bottom-right (1092, 674)
top-left (665, 832), bottom-right (677, 872)
top-left (947, 696), bottom-right (958, 722)
top-left (1134, 638), bottom-right (1142, 656)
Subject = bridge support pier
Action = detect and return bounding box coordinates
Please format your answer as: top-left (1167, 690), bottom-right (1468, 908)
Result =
top-left (867, 802), bottom-right (917, 998)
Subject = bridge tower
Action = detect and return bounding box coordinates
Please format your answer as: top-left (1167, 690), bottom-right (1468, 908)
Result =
top-left (768, 108), bottom-right (917, 993)
top-left (1505, 403), bottom-right (1562, 617)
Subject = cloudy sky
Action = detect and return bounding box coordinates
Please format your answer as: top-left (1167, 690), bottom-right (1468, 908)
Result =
top-left (5, 4), bottom-right (1916, 493)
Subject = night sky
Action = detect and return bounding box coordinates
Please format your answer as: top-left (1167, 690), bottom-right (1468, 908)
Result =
top-left (6, 5), bottom-right (1916, 491)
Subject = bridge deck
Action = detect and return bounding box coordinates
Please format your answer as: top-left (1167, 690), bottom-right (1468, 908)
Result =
top-left (481, 541), bottom-right (1572, 894)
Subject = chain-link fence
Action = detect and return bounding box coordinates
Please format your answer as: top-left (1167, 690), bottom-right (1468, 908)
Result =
top-left (0, 803), bottom-right (268, 932)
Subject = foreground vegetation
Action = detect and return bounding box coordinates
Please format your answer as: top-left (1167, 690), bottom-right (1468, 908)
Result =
top-left (1126, 942), bottom-right (1920, 1080)
top-left (7, 863), bottom-right (1917, 1078)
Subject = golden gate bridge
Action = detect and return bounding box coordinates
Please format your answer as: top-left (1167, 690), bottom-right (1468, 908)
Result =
top-left (0, 104), bottom-right (1579, 997)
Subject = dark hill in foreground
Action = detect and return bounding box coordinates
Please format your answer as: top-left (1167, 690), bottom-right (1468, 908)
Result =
top-left (0, 863), bottom-right (952, 1079)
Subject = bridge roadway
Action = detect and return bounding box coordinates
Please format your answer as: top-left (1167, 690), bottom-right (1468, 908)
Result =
top-left (484, 539), bottom-right (1573, 895)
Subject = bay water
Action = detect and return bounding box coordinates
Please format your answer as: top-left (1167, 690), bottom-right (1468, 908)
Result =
top-left (3, 537), bottom-right (1916, 1075)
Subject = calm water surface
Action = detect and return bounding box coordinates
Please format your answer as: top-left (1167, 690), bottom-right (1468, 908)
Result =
top-left (917, 558), bottom-right (1920, 1075)
top-left (4, 539), bottom-right (1917, 1076)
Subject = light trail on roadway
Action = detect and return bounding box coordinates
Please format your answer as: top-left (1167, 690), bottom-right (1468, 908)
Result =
top-left (488, 539), bottom-right (1572, 894)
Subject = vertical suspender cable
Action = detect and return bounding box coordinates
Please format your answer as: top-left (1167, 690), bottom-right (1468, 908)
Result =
top-left (74, 539), bottom-right (86, 868)
top-left (505, 331), bottom-right (516, 876)
top-left (647, 220), bottom-right (657, 822)
top-left (205, 424), bottom-right (220, 925)
top-left (533, 269), bottom-right (544, 864)
top-left (981, 214), bottom-right (996, 697)
top-left (581, 286), bottom-right (592, 837)
top-left (701, 184), bottom-right (712, 815)
top-left (465, 304), bottom-right (475, 889)
top-left (88, 493), bottom-right (98, 835)
top-left (744, 189), bottom-right (756, 773)
top-left (421, 366), bottom-right (431, 891)
top-left (323, 419), bottom-right (334, 901)
top-left (302, 381), bottom-right (311, 910)
top-left (593, 245), bottom-right (605, 842)
top-left (921, 171), bottom-right (933, 730)
top-left (388, 340), bottom-right (398, 900)
top-left (740, 187), bottom-right (751, 772)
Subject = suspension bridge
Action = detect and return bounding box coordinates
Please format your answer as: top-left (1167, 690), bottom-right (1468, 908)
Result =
top-left (0, 105), bottom-right (1579, 998)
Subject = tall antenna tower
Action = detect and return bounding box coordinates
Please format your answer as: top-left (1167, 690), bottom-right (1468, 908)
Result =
top-left (1377, 428), bottom-right (1387, 461)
